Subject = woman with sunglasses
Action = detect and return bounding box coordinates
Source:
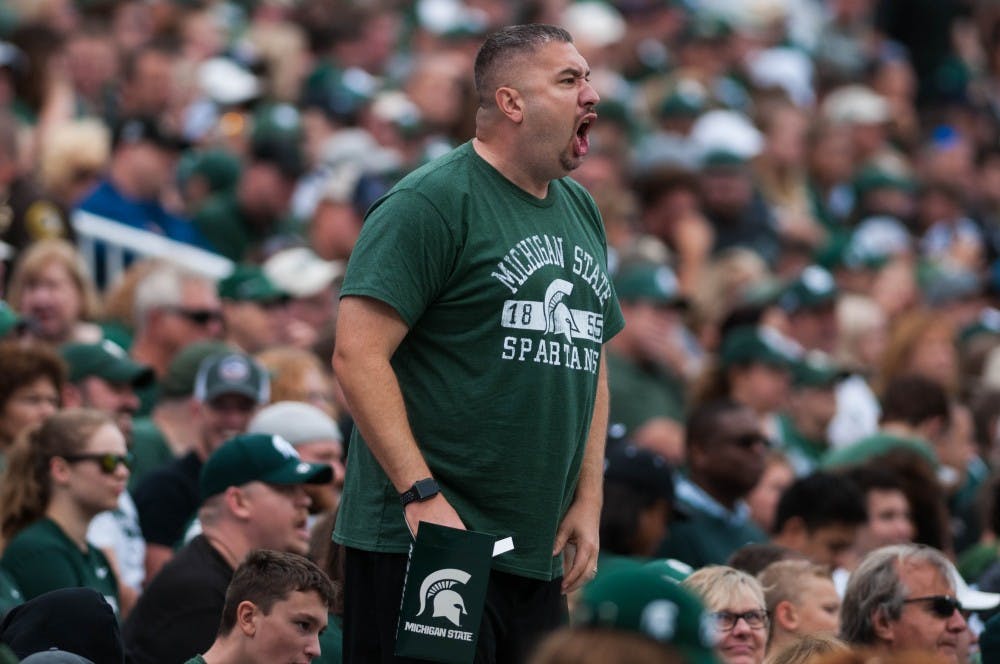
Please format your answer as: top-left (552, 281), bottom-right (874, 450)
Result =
top-left (0, 409), bottom-right (129, 615)
top-left (682, 565), bottom-right (769, 664)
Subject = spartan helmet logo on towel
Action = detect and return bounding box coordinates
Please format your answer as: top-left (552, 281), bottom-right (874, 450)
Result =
top-left (544, 279), bottom-right (579, 343)
top-left (417, 568), bottom-right (472, 627)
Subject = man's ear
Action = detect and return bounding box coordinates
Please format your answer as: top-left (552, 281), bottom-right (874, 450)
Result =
top-left (237, 600), bottom-right (259, 637)
top-left (774, 599), bottom-right (799, 632)
top-left (871, 606), bottom-right (895, 644)
top-left (495, 86), bottom-right (524, 123)
top-left (225, 486), bottom-right (253, 520)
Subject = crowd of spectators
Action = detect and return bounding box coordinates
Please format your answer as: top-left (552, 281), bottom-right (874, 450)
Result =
top-left (2, 0), bottom-right (1000, 662)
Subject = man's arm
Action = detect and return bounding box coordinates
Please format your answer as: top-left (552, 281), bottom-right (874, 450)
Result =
top-left (332, 295), bottom-right (464, 536)
top-left (552, 352), bottom-right (609, 594)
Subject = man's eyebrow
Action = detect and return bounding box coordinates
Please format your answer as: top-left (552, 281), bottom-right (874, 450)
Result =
top-left (557, 66), bottom-right (590, 78)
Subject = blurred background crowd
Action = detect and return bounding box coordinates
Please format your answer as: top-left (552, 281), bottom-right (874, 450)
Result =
top-left (2, 0), bottom-right (1000, 662)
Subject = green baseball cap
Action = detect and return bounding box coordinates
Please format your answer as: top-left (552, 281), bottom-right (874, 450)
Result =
top-left (778, 265), bottom-right (838, 313)
top-left (160, 340), bottom-right (235, 399)
top-left (200, 432), bottom-right (334, 501)
top-left (217, 265), bottom-right (286, 303)
top-left (193, 352), bottom-right (270, 404)
top-left (793, 351), bottom-right (847, 388)
top-left (614, 263), bottom-right (686, 307)
top-left (720, 325), bottom-right (801, 369)
top-left (643, 558), bottom-right (695, 583)
top-left (852, 165), bottom-right (915, 199)
top-left (60, 340), bottom-right (154, 387)
top-left (177, 148), bottom-right (242, 194)
top-left (574, 564), bottom-right (719, 664)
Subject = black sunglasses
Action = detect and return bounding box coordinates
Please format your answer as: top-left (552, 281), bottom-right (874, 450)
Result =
top-left (902, 595), bottom-right (963, 618)
top-left (61, 452), bottom-right (134, 475)
top-left (167, 307), bottom-right (224, 326)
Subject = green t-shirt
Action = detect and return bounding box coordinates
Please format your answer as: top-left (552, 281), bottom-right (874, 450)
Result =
top-left (821, 431), bottom-right (938, 470)
top-left (0, 517), bottom-right (120, 616)
top-left (182, 656), bottom-right (207, 664)
top-left (0, 567), bottom-right (23, 618)
top-left (333, 141), bottom-right (625, 581)
top-left (606, 351), bottom-right (684, 434)
top-left (128, 416), bottom-right (174, 491)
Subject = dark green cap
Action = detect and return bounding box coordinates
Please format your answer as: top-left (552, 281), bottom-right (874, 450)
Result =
top-left (200, 432), bottom-right (334, 500)
top-left (852, 165), bottom-right (915, 199)
top-left (720, 325), bottom-right (801, 369)
top-left (793, 351), bottom-right (846, 388)
top-left (218, 265), bottom-right (285, 303)
top-left (701, 149), bottom-right (747, 169)
top-left (177, 148), bottom-right (242, 194)
top-left (643, 558), bottom-right (695, 583)
top-left (574, 563), bottom-right (719, 664)
top-left (160, 340), bottom-right (235, 398)
top-left (614, 263), bottom-right (685, 306)
top-left (778, 265), bottom-right (838, 313)
top-left (60, 340), bottom-right (154, 387)
top-left (0, 300), bottom-right (22, 338)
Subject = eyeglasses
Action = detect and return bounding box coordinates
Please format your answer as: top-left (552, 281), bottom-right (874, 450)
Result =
top-left (167, 307), bottom-right (224, 326)
top-left (712, 609), bottom-right (769, 631)
top-left (60, 452), bottom-right (134, 474)
top-left (902, 595), bottom-right (963, 618)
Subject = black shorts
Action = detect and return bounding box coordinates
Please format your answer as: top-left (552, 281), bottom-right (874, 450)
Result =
top-left (342, 547), bottom-right (567, 663)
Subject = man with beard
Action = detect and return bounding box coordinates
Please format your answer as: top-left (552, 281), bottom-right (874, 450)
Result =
top-left (60, 340), bottom-right (154, 617)
top-left (657, 399), bottom-right (769, 567)
top-left (123, 433), bottom-right (332, 664)
top-left (332, 24), bottom-right (621, 662)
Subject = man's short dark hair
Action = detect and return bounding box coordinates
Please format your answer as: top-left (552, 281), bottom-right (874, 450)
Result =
top-left (474, 24), bottom-right (572, 106)
top-left (217, 550), bottom-right (336, 636)
top-left (879, 374), bottom-right (950, 428)
top-left (843, 464), bottom-right (906, 498)
top-left (773, 471), bottom-right (867, 535)
top-left (685, 398), bottom-right (747, 451)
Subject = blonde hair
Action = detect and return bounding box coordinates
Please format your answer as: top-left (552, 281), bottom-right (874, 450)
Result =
top-left (835, 294), bottom-right (886, 370)
top-left (7, 239), bottom-right (102, 321)
top-left (37, 119), bottom-right (111, 200)
top-left (255, 346), bottom-right (335, 416)
top-left (0, 409), bottom-right (111, 542)
top-left (764, 634), bottom-right (850, 664)
top-left (877, 309), bottom-right (957, 396)
top-left (758, 560), bottom-right (832, 613)
top-left (682, 564), bottom-right (766, 613)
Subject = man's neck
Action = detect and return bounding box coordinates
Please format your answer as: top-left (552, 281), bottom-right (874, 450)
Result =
top-left (202, 524), bottom-right (251, 570)
top-left (472, 137), bottom-right (550, 199)
top-left (131, 337), bottom-right (170, 377)
top-left (201, 636), bottom-right (249, 664)
top-left (687, 472), bottom-right (741, 511)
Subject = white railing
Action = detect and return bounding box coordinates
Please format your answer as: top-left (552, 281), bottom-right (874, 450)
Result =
top-left (72, 210), bottom-right (234, 283)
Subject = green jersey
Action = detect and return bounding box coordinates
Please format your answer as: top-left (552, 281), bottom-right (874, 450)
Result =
top-left (128, 416), bottom-right (174, 491)
top-left (334, 141), bottom-right (624, 580)
top-left (0, 517), bottom-right (119, 616)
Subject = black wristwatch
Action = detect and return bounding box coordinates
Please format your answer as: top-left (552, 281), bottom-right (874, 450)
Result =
top-left (399, 478), bottom-right (440, 507)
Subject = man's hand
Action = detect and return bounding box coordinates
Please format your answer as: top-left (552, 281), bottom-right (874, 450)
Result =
top-left (552, 496), bottom-right (601, 594)
top-left (404, 493), bottom-right (466, 538)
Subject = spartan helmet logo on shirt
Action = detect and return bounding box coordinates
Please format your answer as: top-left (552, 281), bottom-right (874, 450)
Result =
top-left (544, 279), bottom-right (579, 343)
top-left (417, 568), bottom-right (471, 627)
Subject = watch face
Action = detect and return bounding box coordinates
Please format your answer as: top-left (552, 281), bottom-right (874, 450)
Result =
top-left (414, 478), bottom-right (439, 499)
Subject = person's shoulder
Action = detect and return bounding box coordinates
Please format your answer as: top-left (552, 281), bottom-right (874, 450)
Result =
top-left (3, 519), bottom-right (66, 551)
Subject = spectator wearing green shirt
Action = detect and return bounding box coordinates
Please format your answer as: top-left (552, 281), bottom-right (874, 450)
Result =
top-left (0, 409), bottom-right (129, 615)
